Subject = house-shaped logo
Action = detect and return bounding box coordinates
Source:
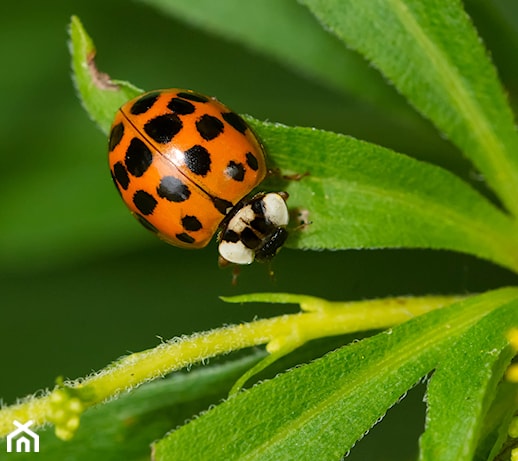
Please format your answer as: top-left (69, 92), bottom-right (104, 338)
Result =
top-left (6, 420), bottom-right (39, 453)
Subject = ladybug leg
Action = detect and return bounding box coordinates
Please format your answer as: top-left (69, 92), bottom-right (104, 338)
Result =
top-left (218, 255), bottom-right (241, 285)
top-left (282, 171), bottom-right (310, 181)
top-left (231, 265), bottom-right (241, 286)
top-left (218, 254), bottom-right (231, 268)
top-left (267, 169), bottom-right (310, 181)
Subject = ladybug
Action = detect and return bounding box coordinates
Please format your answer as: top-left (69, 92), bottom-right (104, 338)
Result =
top-left (108, 89), bottom-right (289, 265)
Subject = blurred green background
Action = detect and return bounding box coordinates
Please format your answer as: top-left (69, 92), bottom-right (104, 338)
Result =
top-left (1, 0), bottom-right (517, 459)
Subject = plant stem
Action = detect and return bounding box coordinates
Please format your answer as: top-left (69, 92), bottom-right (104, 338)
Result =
top-left (0, 294), bottom-right (461, 439)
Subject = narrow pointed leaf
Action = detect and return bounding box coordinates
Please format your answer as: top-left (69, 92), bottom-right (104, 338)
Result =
top-left (253, 121), bottom-right (518, 272)
top-left (473, 381), bottom-right (518, 461)
top-left (137, 0), bottom-right (407, 113)
top-left (0, 355), bottom-right (263, 461)
top-left (69, 17), bottom-right (518, 273)
top-left (153, 288), bottom-right (518, 461)
top-left (69, 15), bottom-right (142, 134)
top-left (418, 300), bottom-right (518, 461)
top-left (301, 0), bottom-right (518, 217)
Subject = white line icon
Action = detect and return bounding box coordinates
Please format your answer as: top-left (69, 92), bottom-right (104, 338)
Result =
top-left (6, 420), bottom-right (40, 453)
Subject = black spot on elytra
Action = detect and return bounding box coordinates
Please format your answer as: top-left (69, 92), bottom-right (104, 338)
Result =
top-left (109, 122), bottom-right (124, 151)
top-left (125, 138), bottom-right (153, 177)
top-left (135, 214), bottom-right (159, 234)
top-left (196, 114), bottom-right (224, 141)
top-left (144, 114), bottom-right (182, 144)
top-left (212, 196), bottom-right (233, 215)
top-left (110, 172), bottom-right (123, 197)
top-left (222, 112), bottom-right (248, 134)
top-left (167, 97), bottom-right (195, 115)
top-left (176, 91), bottom-right (209, 103)
top-left (184, 145), bottom-right (211, 176)
top-left (112, 161), bottom-right (130, 190)
top-left (246, 152), bottom-right (259, 171)
top-left (130, 92), bottom-right (160, 115)
top-left (181, 215), bottom-right (202, 231)
top-left (157, 176), bottom-right (191, 202)
top-left (176, 232), bottom-right (195, 244)
top-left (133, 190), bottom-right (157, 215)
top-left (225, 161), bottom-right (245, 182)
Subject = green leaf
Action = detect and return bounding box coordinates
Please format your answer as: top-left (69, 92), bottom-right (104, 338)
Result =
top-left (69, 15), bottom-right (143, 134)
top-left (152, 288), bottom-right (518, 461)
top-left (136, 0), bottom-right (407, 113)
top-left (418, 300), bottom-right (518, 461)
top-left (474, 380), bottom-right (518, 461)
top-left (300, 0), bottom-right (518, 217)
top-left (253, 120), bottom-right (518, 272)
top-left (0, 354), bottom-right (264, 461)
top-left (68, 16), bottom-right (518, 273)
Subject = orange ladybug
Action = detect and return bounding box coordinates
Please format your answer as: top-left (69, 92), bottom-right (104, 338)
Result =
top-left (108, 89), bottom-right (288, 265)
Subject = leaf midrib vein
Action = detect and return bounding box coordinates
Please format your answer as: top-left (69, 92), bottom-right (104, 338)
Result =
top-left (387, 0), bottom-right (512, 206)
top-left (241, 294), bottom-right (507, 460)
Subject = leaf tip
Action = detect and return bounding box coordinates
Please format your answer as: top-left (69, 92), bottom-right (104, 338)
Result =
top-left (67, 15), bottom-right (143, 133)
top-left (69, 15), bottom-right (119, 93)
